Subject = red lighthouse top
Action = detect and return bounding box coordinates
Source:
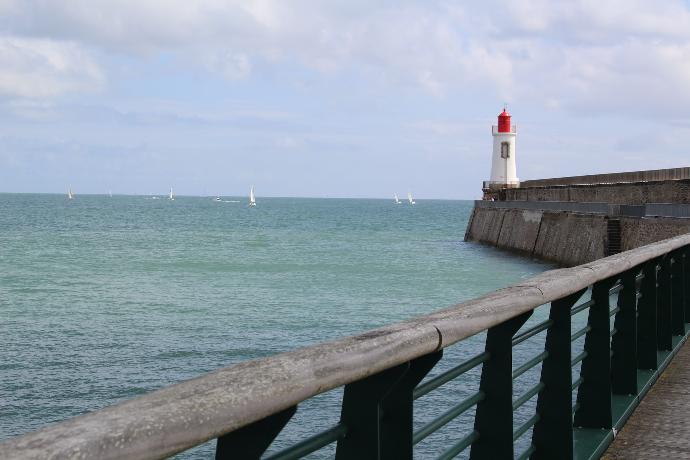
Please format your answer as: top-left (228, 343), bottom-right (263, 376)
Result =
top-left (497, 107), bottom-right (511, 133)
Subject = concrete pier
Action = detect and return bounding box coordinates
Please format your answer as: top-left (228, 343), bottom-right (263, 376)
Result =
top-left (466, 168), bottom-right (690, 266)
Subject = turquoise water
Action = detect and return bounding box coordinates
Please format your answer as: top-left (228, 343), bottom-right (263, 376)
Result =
top-left (0, 194), bottom-right (552, 457)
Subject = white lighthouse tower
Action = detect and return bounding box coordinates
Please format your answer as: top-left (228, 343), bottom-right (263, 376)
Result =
top-left (483, 107), bottom-right (519, 198)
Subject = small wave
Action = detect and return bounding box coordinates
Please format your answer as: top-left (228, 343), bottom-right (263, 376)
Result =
top-left (155, 350), bottom-right (204, 359)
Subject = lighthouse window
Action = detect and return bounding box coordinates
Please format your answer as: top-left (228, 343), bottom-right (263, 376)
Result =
top-left (501, 142), bottom-right (510, 158)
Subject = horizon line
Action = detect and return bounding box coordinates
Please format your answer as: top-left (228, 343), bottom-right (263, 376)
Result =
top-left (0, 191), bottom-right (478, 201)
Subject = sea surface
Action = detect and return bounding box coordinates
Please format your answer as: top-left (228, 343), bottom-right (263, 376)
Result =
top-left (0, 194), bottom-right (555, 458)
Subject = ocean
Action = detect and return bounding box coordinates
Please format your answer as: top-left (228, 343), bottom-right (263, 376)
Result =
top-left (0, 194), bottom-right (553, 458)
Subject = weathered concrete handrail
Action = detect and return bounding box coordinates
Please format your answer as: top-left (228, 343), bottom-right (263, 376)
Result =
top-left (3, 232), bottom-right (690, 460)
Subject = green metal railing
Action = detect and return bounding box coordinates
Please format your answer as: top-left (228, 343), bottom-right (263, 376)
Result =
top-left (1, 236), bottom-right (689, 460)
top-left (253, 250), bottom-right (689, 460)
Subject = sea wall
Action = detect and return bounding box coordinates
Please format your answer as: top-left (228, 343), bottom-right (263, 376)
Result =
top-left (532, 213), bottom-right (607, 266)
top-left (465, 207), bottom-right (608, 266)
top-left (505, 179), bottom-right (690, 204)
top-left (466, 205), bottom-right (690, 266)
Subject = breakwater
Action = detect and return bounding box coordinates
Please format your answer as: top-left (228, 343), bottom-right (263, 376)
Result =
top-left (465, 201), bottom-right (690, 266)
top-left (466, 169), bottom-right (690, 266)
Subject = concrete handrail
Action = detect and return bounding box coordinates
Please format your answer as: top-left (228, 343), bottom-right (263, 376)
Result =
top-left (3, 232), bottom-right (690, 460)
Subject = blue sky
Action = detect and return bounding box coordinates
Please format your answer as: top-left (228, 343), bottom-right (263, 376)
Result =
top-left (1, 1), bottom-right (689, 199)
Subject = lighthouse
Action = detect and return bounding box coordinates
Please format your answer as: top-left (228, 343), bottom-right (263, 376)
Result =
top-left (483, 107), bottom-right (519, 199)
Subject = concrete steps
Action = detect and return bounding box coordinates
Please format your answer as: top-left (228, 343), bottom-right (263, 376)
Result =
top-left (607, 219), bottom-right (622, 256)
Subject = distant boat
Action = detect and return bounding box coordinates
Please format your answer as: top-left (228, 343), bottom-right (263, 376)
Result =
top-left (407, 192), bottom-right (415, 205)
top-left (169, 187), bottom-right (175, 201)
top-left (214, 196), bottom-right (221, 202)
top-left (249, 186), bottom-right (256, 207)
top-left (67, 186), bottom-right (74, 200)
top-left (109, 190), bottom-right (113, 198)
top-left (394, 193), bottom-right (401, 204)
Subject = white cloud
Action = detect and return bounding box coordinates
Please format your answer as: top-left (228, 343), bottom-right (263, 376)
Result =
top-left (203, 52), bottom-right (252, 80)
top-left (1, 1), bottom-right (690, 118)
top-left (0, 37), bottom-right (104, 98)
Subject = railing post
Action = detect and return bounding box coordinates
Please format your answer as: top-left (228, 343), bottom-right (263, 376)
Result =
top-left (683, 247), bottom-right (690, 322)
top-left (671, 251), bottom-right (686, 336)
top-left (574, 278), bottom-right (617, 429)
top-left (611, 269), bottom-right (639, 395)
top-left (469, 311), bottom-right (532, 460)
top-left (215, 406), bottom-right (296, 460)
top-left (658, 255), bottom-right (673, 351)
top-left (531, 289), bottom-right (586, 460)
top-left (637, 260), bottom-right (658, 370)
top-left (335, 351), bottom-right (441, 460)
top-left (380, 351), bottom-right (442, 460)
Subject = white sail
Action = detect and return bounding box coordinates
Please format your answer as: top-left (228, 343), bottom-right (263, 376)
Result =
top-left (407, 192), bottom-right (415, 205)
top-left (249, 186), bottom-right (256, 206)
top-left (394, 193), bottom-right (401, 204)
top-left (169, 187), bottom-right (174, 200)
top-left (109, 190), bottom-right (112, 198)
top-left (68, 186), bottom-right (74, 200)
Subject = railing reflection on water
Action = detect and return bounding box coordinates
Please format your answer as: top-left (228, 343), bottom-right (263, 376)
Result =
top-left (1, 234), bottom-right (689, 460)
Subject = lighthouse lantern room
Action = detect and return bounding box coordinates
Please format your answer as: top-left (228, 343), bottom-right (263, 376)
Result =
top-left (483, 107), bottom-right (519, 199)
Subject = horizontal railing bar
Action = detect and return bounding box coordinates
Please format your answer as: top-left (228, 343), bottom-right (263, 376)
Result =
top-left (414, 352), bottom-right (489, 399)
top-left (512, 351), bottom-right (549, 380)
top-left (571, 299), bottom-right (594, 316)
top-left (437, 430), bottom-right (479, 460)
top-left (264, 424), bottom-right (347, 460)
top-left (636, 273), bottom-right (645, 282)
top-left (3, 235), bottom-right (690, 459)
top-left (516, 444), bottom-right (537, 460)
top-left (610, 306), bottom-right (621, 317)
top-left (571, 325), bottom-right (591, 342)
top-left (572, 351), bottom-right (588, 367)
top-left (572, 376), bottom-right (583, 390)
top-left (609, 284), bottom-right (624, 295)
top-left (512, 319), bottom-right (554, 346)
top-left (413, 391), bottom-right (484, 445)
top-left (513, 382), bottom-right (545, 411)
top-left (513, 413), bottom-right (540, 441)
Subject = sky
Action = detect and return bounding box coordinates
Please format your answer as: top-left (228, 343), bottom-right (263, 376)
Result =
top-left (1, 1), bottom-right (690, 199)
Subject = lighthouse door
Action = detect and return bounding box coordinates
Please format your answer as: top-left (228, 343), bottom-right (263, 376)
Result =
top-left (500, 142), bottom-right (510, 159)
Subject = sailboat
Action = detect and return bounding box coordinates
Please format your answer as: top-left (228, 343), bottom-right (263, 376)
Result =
top-left (109, 190), bottom-right (113, 198)
top-left (214, 194), bottom-right (221, 202)
top-left (67, 186), bottom-right (74, 200)
top-left (407, 192), bottom-right (415, 205)
top-left (249, 186), bottom-right (256, 207)
top-left (169, 187), bottom-right (175, 201)
top-left (394, 193), bottom-right (401, 204)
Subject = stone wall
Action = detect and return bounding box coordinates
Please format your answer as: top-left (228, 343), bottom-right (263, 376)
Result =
top-left (520, 167), bottom-right (690, 188)
top-left (464, 206), bottom-right (506, 245)
top-left (497, 209), bottom-right (543, 254)
top-left (465, 207), bottom-right (608, 266)
top-left (505, 180), bottom-right (690, 204)
top-left (532, 213), bottom-right (607, 266)
top-left (620, 217), bottom-right (690, 252)
top-left (465, 206), bottom-right (690, 266)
